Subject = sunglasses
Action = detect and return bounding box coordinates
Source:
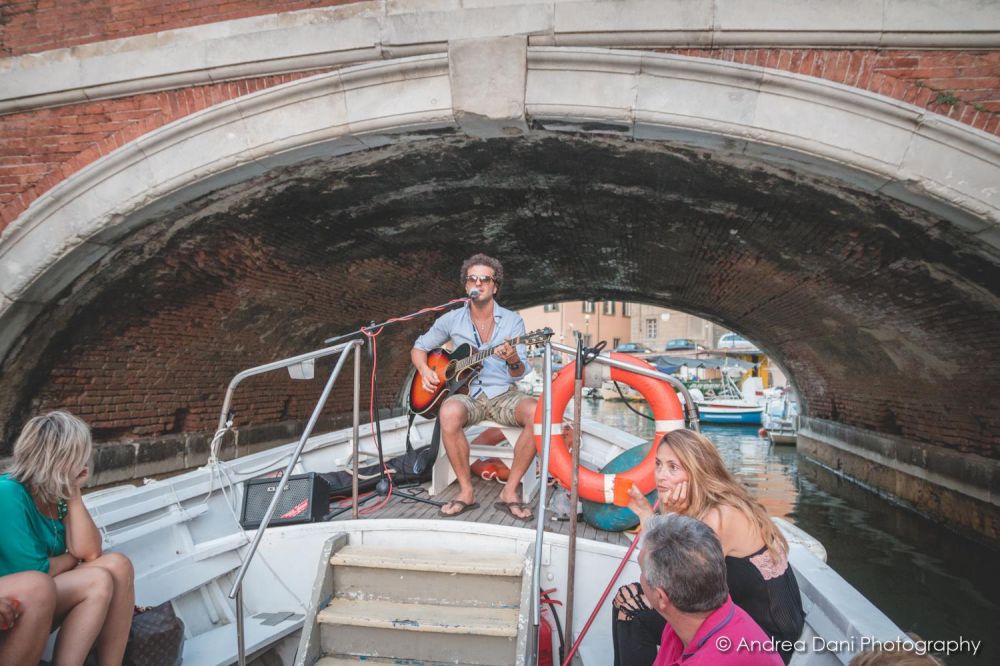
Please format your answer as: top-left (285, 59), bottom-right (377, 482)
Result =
top-left (465, 275), bottom-right (495, 284)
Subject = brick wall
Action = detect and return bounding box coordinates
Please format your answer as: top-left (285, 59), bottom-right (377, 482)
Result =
top-left (0, 0), bottom-right (356, 57)
top-left (6, 234), bottom-right (448, 451)
top-left (0, 70), bottom-right (328, 230)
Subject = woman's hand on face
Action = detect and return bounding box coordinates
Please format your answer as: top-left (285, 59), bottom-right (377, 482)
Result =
top-left (659, 481), bottom-right (688, 512)
top-left (71, 467), bottom-right (90, 495)
top-left (0, 597), bottom-right (20, 631)
top-left (626, 484), bottom-right (654, 522)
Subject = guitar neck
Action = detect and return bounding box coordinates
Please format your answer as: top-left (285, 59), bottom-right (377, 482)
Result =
top-left (456, 335), bottom-right (526, 373)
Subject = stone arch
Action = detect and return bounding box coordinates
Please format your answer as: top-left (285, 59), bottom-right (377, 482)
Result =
top-left (2, 44), bottom-right (997, 328)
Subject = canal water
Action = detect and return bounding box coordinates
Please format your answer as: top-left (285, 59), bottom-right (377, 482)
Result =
top-left (582, 398), bottom-right (999, 665)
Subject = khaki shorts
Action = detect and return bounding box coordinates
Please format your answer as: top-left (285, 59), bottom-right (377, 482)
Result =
top-left (445, 387), bottom-right (530, 427)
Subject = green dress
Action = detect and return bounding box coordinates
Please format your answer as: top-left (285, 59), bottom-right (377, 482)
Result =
top-left (0, 474), bottom-right (67, 577)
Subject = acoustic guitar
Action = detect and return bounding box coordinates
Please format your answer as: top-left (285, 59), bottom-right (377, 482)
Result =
top-left (409, 327), bottom-right (554, 417)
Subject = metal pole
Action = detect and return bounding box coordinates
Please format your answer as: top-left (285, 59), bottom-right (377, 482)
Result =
top-left (548, 342), bottom-right (701, 431)
top-left (565, 334), bottom-right (584, 648)
top-left (235, 586), bottom-right (246, 666)
top-left (532, 341), bottom-right (555, 628)
top-left (352, 343), bottom-right (361, 519)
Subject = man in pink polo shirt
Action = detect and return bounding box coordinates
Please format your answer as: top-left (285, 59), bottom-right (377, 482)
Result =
top-left (641, 514), bottom-right (784, 665)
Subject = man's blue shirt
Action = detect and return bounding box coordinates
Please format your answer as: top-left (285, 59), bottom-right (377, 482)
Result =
top-left (414, 301), bottom-right (528, 398)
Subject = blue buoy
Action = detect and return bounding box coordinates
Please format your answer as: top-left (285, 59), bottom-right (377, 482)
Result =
top-left (581, 442), bottom-right (658, 532)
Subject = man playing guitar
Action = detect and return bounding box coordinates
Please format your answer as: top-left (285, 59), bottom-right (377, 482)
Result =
top-left (411, 254), bottom-right (537, 520)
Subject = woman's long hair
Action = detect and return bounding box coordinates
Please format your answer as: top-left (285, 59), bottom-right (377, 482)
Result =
top-left (8, 410), bottom-right (93, 506)
top-left (660, 428), bottom-right (789, 562)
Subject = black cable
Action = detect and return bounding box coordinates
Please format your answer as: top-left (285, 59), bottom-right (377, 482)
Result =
top-left (539, 588), bottom-right (566, 664)
top-left (613, 380), bottom-right (655, 422)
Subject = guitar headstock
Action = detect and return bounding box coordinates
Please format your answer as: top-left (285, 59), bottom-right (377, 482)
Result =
top-left (521, 327), bottom-right (555, 348)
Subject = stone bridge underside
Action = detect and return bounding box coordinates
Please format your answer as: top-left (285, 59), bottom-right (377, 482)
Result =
top-left (4, 132), bottom-right (998, 456)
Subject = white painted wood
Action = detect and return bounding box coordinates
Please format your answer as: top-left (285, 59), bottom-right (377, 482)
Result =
top-left (330, 544), bottom-right (524, 576)
top-left (318, 598), bottom-right (519, 637)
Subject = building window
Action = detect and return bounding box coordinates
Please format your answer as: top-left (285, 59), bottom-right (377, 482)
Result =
top-left (645, 318), bottom-right (657, 339)
top-left (582, 300), bottom-right (595, 314)
top-left (543, 303), bottom-right (560, 312)
top-left (602, 300), bottom-right (615, 315)
top-left (622, 302), bottom-right (633, 317)
top-left (613, 337), bottom-right (621, 348)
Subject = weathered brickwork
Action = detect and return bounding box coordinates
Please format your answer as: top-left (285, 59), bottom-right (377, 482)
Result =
top-left (0, 71), bottom-right (328, 229)
top-left (0, 0), bottom-right (355, 57)
top-left (8, 230), bottom-right (448, 451)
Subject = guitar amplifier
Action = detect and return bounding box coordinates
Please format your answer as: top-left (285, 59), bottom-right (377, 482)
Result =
top-left (240, 472), bottom-right (331, 529)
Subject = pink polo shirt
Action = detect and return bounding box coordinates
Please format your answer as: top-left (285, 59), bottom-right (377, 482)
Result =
top-left (653, 596), bottom-right (784, 665)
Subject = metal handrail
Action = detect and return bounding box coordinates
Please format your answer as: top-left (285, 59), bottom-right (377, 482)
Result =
top-left (215, 339), bottom-right (364, 666)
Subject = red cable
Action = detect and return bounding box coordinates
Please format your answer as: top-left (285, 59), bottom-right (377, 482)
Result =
top-left (360, 325), bottom-right (393, 515)
top-left (561, 502), bottom-right (659, 666)
top-left (352, 297), bottom-right (469, 516)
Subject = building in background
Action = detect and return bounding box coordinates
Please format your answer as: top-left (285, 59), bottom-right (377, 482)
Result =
top-left (629, 304), bottom-right (725, 352)
top-left (518, 300), bottom-right (633, 349)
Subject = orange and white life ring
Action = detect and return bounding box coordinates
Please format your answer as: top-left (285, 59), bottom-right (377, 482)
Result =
top-left (533, 353), bottom-right (685, 504)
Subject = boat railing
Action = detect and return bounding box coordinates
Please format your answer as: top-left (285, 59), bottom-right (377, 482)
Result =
top-left (215, 339), bottom-right (364, 666)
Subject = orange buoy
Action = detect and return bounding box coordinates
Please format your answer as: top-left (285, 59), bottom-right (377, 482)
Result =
top-left (533, 353), bottom-right (685, 504)
top-left (471, 457), bottom-right (510, 482)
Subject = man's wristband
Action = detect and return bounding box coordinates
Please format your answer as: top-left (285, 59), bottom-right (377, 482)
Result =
top-left (506, 360), bottom-right (522, 369)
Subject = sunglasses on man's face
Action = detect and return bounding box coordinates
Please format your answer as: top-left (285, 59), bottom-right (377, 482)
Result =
top-left (465, 275), bottom-right (495, 284)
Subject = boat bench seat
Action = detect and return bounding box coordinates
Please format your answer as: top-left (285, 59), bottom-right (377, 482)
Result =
top-left (429, 420), bottom-right (539, 500)
top-left (135, 533), bottom-right (248, 607)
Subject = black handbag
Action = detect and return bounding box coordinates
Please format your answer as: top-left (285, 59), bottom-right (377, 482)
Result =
top-left (123, 602), bottom-right (185, 666)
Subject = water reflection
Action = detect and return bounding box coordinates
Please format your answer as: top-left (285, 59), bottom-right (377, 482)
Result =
top-left (583, 400), bottom-right (1000, 665)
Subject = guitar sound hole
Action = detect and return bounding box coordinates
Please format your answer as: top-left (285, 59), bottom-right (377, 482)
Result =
top-left (444, 361), bottom-right (456, 380)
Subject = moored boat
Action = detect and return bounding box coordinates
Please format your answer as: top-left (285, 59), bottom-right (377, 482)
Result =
top-left (763, 392), bottom-right (800, 444)
top-left (693, 375), bottom-right (767, 425)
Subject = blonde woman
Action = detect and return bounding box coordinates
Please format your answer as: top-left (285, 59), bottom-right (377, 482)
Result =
top-left (0, 411), bottom-right (134, 666)
top-left (613, 429), bottom-right (805, 666)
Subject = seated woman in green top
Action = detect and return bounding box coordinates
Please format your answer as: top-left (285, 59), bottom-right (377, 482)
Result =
top-left (0, 411), bottom-right (135, 666)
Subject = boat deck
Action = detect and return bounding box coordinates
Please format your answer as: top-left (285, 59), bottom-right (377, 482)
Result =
top-left (331, 474), bottom-right (634, 548)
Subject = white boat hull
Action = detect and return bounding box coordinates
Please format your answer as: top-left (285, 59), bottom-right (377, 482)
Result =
top-left (75, 415), bottom-right (902, 665)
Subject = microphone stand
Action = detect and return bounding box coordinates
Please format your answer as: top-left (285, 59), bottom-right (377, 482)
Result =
top-left (323, 296), bottom-right (472, 509)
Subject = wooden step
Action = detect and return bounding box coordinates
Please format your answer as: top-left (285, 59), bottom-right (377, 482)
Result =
top-left (330, 545), bottom-right (524, 576)
top-left (317, 598), bottom-right (517, 637)
top-left (331, 546), bottom-right (523, 609)
top-left (317, 598), bottom-right (518, 665)
top-left (316, 657), bottom-right (480, 666)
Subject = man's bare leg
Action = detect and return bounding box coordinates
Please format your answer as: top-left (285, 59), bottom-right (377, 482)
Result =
top-left (498, 396), bottom-right (538, 519)
top-left (438, 399), bottom-right (476, 515)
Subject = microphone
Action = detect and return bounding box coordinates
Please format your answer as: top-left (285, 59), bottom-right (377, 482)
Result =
top-left (468, 287), bottom-right (481, 299)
